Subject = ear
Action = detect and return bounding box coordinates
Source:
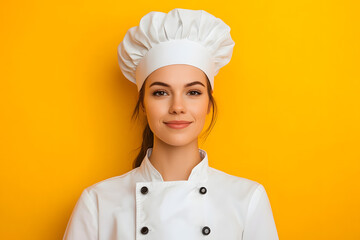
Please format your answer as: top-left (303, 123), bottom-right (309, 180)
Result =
top-left (207, 101), bottom-right (211, 114)
top-left (141, 104), bottom-right (146, 114)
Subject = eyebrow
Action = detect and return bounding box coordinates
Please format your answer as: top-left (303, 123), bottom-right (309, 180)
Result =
top-left (149, 81), bottom-right (205, 88)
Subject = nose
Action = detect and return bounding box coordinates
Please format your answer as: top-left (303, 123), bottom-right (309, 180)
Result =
top-left (169, 93), bottom-right (186, 114)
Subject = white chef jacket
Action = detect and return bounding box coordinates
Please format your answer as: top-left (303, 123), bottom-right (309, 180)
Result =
top-left (63, 148), bottom-right (279, 240)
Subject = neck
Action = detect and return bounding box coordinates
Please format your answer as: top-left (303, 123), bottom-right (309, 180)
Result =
top-left (149, 138), bottom-right (202, 181)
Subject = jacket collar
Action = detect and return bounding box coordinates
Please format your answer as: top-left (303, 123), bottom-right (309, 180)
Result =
top-left (139, 147), bottom-right (209, 182)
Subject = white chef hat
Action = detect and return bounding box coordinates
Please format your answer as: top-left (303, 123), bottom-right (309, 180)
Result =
top-left (117, 8), bottom-right (235, 92)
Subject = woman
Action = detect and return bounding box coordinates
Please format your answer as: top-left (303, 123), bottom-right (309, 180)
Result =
top-left (63, 8), bottom-right (279, 240)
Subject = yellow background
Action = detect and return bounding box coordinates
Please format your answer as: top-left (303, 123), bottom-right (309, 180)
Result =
top-left (1, 0), bottom-right (359, 239)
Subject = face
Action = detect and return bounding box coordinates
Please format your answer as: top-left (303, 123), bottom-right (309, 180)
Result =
top-left (142, 64), bottom-right (211, 147)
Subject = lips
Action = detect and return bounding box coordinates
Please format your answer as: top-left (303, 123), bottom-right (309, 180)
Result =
top-left (164, 121), bottom-right (192, 129)
top-left (165, 121), bottom-right (192, 124)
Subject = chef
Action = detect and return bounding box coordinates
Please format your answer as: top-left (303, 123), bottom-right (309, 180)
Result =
top-left (63, 8), bottom-right (279, 240)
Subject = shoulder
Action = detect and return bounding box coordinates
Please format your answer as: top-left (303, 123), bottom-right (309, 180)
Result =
top-left (82, 167), bottom-right (142, 197)
top-left (208, 166), bottom-right (260, 186)
top-left (207, 166), bottom-right (265, 197)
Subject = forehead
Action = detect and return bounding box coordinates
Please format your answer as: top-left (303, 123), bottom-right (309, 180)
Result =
top-left (145, 64), bottom-right (207, 86)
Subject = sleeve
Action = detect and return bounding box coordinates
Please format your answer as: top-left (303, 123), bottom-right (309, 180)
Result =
top-left (63, 189), bottom-right (98, 240)
top-left (243, 184), bottom-right (279, 240)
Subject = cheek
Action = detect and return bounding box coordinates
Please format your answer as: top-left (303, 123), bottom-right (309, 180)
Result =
top-left (145, 99), bottom-right (167, 123)
top-left (190, 100), bottom-right (209, 120)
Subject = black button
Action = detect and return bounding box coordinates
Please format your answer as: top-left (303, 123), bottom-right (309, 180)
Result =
top-left (141, 226), bottom-right (149, 234)
top-left (140, 186), bottom-right (148, 194)
top-left (199, 187), bottom-right (207, 194)
top-left (202, 226), bottom-right (211, 235)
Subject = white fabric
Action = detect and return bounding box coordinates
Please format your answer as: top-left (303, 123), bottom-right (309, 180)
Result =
top-left (117, 8), bottom-right (235, 91)
top-left (135, 39), bottom-right (214, 91)
top-left (63, 148), bottom-right (279, 240)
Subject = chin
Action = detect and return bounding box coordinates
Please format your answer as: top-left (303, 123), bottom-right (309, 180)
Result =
top-left (157, 135), bottom-right (198, 147)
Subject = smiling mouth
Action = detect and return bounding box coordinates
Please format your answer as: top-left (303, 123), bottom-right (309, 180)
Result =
top-left (164, 121), bottom-right (192, 129)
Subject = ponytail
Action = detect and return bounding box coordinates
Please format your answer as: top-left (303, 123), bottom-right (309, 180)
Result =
top-left (132, 123), bottom-right (153, 168)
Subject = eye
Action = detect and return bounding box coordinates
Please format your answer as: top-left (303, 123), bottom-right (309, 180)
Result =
top-left (152, 90), bottom-right (168, 96)
top-left (188, 90), bottom-right (202, 96)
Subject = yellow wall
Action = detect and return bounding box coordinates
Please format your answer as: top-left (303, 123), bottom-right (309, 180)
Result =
top-left (1, 0), bottom-right (359, 239)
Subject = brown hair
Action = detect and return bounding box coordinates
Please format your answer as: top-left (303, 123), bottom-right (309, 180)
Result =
top-left (130, 76), bottom-right (218, 169)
